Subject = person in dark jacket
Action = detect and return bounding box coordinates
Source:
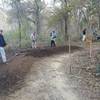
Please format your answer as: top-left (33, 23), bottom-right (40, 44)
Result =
top-left (0, 30), bottom-right (7, 63)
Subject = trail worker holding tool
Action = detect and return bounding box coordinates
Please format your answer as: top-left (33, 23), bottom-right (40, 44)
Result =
top-left (0, 30), bottom-right (7, 64)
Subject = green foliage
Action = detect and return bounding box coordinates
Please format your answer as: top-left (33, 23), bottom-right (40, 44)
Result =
top-left (48, 5), bottom-right (73, 27)
top-left (5, 22), bottom-right (32, 48)
top-left (3, 0), bottom-right (100, 47)
top-left (56, 33), bottom-right (64, 45)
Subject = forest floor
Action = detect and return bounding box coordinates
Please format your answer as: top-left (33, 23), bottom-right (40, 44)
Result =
top-left (0, 45), bottom-right (100, 100)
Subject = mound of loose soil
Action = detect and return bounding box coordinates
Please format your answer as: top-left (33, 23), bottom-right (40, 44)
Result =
top-left (24, 46), bottom-right (82, 57)
top-left (0, 55), bottom-right (35, 95)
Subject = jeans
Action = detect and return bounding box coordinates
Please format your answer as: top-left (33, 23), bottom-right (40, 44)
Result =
top-left (32, 40), bottom-right (36, 48)
top-left (0, 47), bottom-right (7, 63)
top-left (51, 40), bottom-right (56, 47)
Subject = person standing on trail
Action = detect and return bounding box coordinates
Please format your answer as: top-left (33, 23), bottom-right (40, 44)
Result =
top-left (30, 32), bottom-right (37, 48)
top-left (0, 30), bottom-right (7, 63)
top-left (82, 28), bottom-right (87, 41)
top-left (50, 31), bottom-right (57, 47)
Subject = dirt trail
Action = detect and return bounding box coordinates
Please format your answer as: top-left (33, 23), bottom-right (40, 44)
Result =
top-left (0, 53), bottom-right (82, 100)
top-left (0, 46), bottom-right (99, 100)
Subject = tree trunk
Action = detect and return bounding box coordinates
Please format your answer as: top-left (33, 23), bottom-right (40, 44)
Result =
top-left (35, 0), bottom-right (40, 35)
top-left (99, 15), bottom-right (100, 30)
top-left (36, 12), bottom-right (40, 35)
top-left (64, 15), bottom-right (68, 41)
top-left (64, 0), bottom-right (68, 42)
top-left (15, 1), bottom-right (22, 48)
top-left (18, 20), bottom-right (22, 48)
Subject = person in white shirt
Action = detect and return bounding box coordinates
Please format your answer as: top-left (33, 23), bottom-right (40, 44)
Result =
top-left (30, 32), bottom-right (37, 48)
top-left (82, 28), bottom-right (86, 41)
top-left (50, 31), bottom-right (57, 47)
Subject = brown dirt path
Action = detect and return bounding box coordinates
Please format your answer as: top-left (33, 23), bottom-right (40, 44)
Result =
top-left (0, 46), bottom-right (99, 100)
top-left (1, 54), bottom-right (81, 100)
